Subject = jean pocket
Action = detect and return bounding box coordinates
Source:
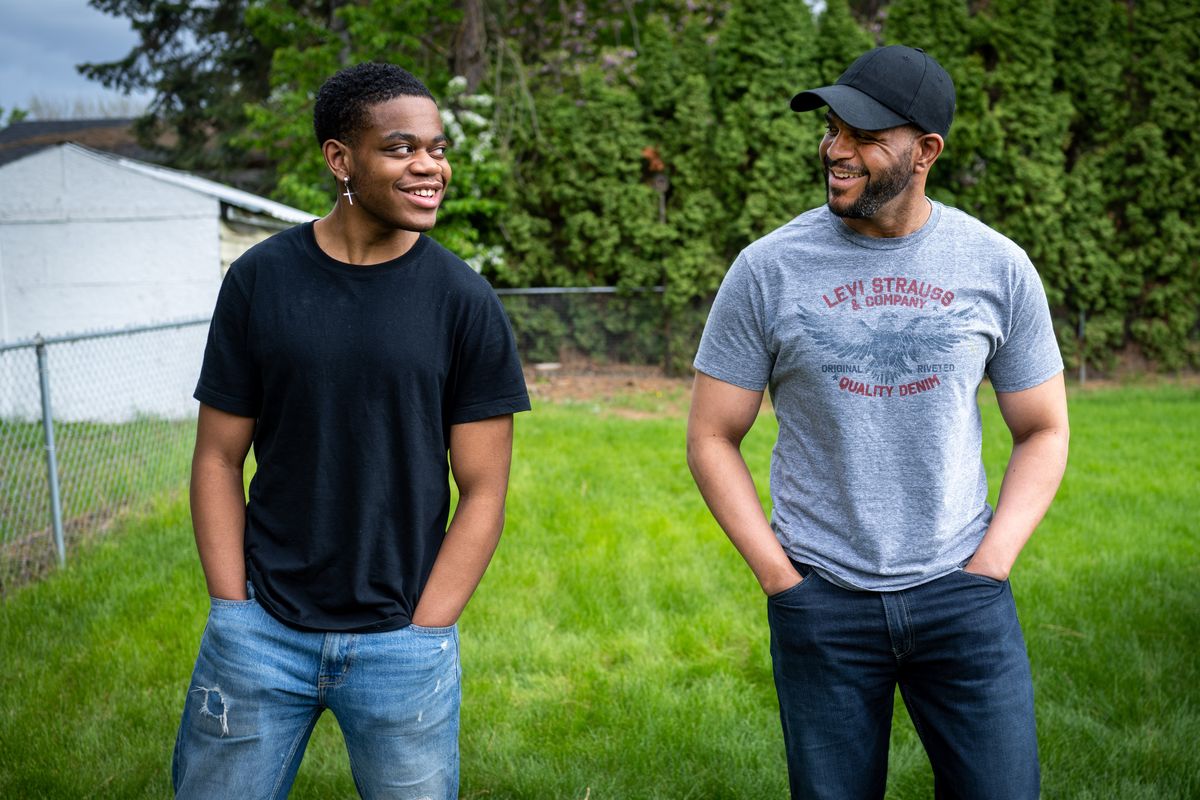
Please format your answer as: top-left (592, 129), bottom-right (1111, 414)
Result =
top-left (956, 568), bottom-right (1006, 587)
top-left (408, 622), bottom-right (457, 636)
top-left (208, 596), bottom-right (257, 609)
top-left (768, 575), bottom-right (816, 605)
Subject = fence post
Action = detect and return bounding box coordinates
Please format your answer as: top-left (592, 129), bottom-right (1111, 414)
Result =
top-left (35, 336), bottom-right (66, 567)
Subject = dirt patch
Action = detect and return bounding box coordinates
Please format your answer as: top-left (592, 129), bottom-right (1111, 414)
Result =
top-left (524, 363), bottom-right (694, 417)
top-left (1068, 373), bottom-right (1200, 392)
top-left (0, 508), bottom-right (124, 597)
top-left (522, 361), bottom-right (1198, 420)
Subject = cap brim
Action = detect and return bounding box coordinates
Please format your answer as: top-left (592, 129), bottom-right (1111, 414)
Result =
top-left (790, 85), bottom-right (910, 132)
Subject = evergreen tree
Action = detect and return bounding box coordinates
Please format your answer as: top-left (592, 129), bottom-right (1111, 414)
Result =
top-left (493, 60), bottom-right (671, 364)
top-left (237, 0), bottom-right (351, 213)
top-left (636, 15), bottom-right (728, 368)
top-left (887, 0), bottom-right (1200, 371)
top-left (77, 0), bottom-right (1200, 370)
top-left (1110, 0), bottom-right (1200, 368)
top-left (814, 0), bottom-right (876, 85)
top-left (887, 0), bottom-right (1072, 345)
top-left (80, 0), bottom-right (275, 188)
top-left (972, 0), bottom-right (1072, 294)
top-left (498, 63), bottom-right (660, 288)
top-left (1053, 0), bottom-right (1130, 371)
top-left (712, 0), bottom-right (824, 254)
top-left (883, 0), bottom-right (1000, 215)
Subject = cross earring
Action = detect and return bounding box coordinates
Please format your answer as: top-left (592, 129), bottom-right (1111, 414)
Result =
top-left (342, 175), bottom-right (355, 205)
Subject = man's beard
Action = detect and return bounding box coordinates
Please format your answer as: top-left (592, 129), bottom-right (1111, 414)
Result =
top-left (825, 148), bottom-right (913, 219)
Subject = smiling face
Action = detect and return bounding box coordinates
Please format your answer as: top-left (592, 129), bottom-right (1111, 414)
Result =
top-left (820, 111), bottom-right (921, 223)
top-left (340, 95), bottom-right (452, 233)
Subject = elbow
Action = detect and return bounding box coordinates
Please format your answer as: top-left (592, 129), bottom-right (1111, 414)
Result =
top-left (1052, 417), bottom-right (1070, 457)
top-left (1012, 422), bottom-right (1070, 476)
top-left (1013, 417), bottom-right (1069, 449)
top-left (190, 449), bottom-right (245, 486)
top-left (685, 432), bottom-right (704, 479)
top-left (686, 430), bottom-right (730, 482)
top-left (457, 486), bottom-right (508, 520)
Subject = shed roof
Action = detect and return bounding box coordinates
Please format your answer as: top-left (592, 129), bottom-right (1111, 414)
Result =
top-left (88, 145), bottom-right (316, 224)
top-left (0, 118), bottom-right (153, 167)
top-left (0, 140), bottom-right (317, 225)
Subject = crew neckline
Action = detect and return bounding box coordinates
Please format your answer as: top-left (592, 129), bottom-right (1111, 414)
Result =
top-left (825, 199), bottom-right (942, 250)
top-left (300, 221), bottom-right (430, 277)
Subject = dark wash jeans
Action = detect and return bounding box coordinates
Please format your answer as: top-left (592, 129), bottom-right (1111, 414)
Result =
top-left (767, 563), bottom-right (1039, 800)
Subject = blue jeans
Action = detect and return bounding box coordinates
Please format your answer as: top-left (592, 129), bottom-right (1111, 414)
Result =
top-left (767, 564), bottom-right (1039, 800)
top-left (172, 585), bottom-right (460, 800)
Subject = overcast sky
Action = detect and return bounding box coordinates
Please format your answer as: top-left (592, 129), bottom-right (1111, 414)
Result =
top-left (0, 0), bottom-right (152, 117)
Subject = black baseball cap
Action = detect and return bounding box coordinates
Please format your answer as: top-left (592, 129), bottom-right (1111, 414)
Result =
top-left (791, 45), bottom-right (956, 137)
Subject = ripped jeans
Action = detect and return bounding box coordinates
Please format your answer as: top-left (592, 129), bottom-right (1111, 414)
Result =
top-left (172, 585), bottom-right (460, 800)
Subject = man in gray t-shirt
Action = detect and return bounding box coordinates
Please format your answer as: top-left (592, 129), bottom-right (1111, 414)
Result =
top-left (687, 46), bottom-right (1068, 799)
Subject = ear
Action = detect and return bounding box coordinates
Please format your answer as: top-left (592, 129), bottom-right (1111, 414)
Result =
top-left (322, 139), bottom-right (352, 180)
top-left (912, 133), bottom-right (944, 175)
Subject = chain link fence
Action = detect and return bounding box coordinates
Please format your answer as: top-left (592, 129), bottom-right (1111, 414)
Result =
top-left (1, 319), bottom-right (207, 595)
top-left (0, 288), bottom-right (712, 595)
top-left (496, 287), bottom-right (713, 374)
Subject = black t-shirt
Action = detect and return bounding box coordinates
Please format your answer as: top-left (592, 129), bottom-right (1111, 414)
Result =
top-left (195, 222), bottom-right (530, 632)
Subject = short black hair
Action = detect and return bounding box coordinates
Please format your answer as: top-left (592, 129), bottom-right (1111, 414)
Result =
top-left (313, 62), bottom-right (434, 146)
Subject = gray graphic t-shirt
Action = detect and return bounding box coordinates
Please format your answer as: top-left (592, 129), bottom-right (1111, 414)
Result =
top-left (694, 201), bottom-right (1063, 591)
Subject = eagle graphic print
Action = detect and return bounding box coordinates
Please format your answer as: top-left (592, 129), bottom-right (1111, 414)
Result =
top-left (798, 276), bottom-right (972, 399)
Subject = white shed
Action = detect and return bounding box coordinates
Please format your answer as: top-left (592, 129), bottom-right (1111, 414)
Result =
top-left (0, 143), bottom-right (317, 421)
top-left (0, 142), bottom-right (316, 341)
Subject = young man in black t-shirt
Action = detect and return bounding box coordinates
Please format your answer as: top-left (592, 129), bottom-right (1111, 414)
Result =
top-left (172, 63), bottom-right (529, 799)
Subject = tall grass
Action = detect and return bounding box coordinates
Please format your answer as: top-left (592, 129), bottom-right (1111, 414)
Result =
top-left (0, 383), bottom-right (1196, 798)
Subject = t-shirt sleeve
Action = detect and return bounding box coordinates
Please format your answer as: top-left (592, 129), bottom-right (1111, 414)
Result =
top-left (693, 252), bottom-right (773, 391)
top-left (194, 267), bottom-right (261, 418)
top-left (447, 290), bottom-right (531, 425)
top-left (985, 255), bottom-right (1064, 393)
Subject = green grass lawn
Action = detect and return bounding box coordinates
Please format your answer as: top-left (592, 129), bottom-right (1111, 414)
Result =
top-left (1, 383), bottom-right (1197, 798)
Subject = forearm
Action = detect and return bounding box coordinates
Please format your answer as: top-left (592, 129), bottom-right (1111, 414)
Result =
top-left (688, 437), bottom-right (800, 595)
top-left (968, 427), bottom-right (1069, 580)
top-left (190, 458), bottom-right (248, 600)
top-left (411, 492), bottom-right (505, 627)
